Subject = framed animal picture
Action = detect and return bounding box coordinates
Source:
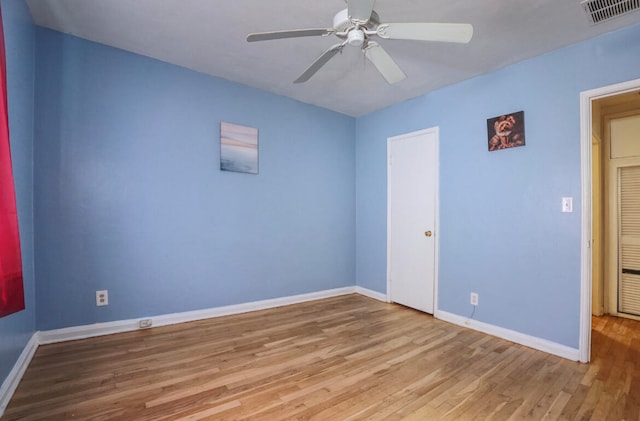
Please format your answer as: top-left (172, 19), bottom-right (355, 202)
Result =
top-left (487, 111), bottom-right (525, 151)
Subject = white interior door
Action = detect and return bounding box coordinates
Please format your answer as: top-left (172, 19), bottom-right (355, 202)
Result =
top-left (387, 128), bottom-right (438, 314)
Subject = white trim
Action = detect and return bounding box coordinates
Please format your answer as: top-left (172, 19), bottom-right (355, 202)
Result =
top-left (39, 287), bottom-right (356, 344)
top-left (435, 310), bottom-right (580, 361)
top-left (579, 88), bottom-right (593, 363)
top-left (579, 77), bottom-right (640, 363)
top-left (386, 127), bottom-right (440, 314)
top-left (355, 286), bottom-right (388, 302)
top-left (433, 127), bottom-right (441, 314)
top-left (0, 332), bottom-right (39, 417)
top-left (386, 136), bottom-right (393, 304)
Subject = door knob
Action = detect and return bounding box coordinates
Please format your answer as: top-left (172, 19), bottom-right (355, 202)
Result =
top-left (425, 230), bottom-right (432, 237)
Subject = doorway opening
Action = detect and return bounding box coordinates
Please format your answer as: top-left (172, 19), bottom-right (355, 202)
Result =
top-left (580, 78), bottom-right (640, 363)
top-left (592, 93), bottom-right (640, 321)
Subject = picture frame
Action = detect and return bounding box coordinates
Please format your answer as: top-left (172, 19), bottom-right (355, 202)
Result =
top-left (487, 111), bottom-right (525, 151)
top-left (220, 121), bottom-right (258, 174)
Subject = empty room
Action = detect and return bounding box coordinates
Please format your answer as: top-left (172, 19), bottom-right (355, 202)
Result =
top-left (2, 0), bottom-right (640, 419)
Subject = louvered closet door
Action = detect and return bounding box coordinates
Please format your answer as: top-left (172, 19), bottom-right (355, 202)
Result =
top-left (619, 165), bottom-right (640, 316)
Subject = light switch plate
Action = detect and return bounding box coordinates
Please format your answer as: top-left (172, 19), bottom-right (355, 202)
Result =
top-left (562, 197), bottom-right (573, 213)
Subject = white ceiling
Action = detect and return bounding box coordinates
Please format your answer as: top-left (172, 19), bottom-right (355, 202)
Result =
top-left (26, 0), bottom-right (640, 117)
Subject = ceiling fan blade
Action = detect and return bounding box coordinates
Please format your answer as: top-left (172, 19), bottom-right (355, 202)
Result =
top-left (363, 41), bottom-right (406, 84)
top-left (294, 43), bottom-right (344, 84)
top-left (348, 0), bottom-right (375, 24)
top-left (247, 28), bottom-right (334, 42)
top-left (377, 23), bottom-right (473, 44)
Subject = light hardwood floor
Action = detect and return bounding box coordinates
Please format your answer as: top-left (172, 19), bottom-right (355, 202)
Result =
top-left (4, 294), bottom-right (639, 420)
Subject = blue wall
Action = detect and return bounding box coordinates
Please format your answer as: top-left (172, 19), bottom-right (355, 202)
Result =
top-left (355, 23), bottom-right (640, 348)
top-left (0, 0), bottom-right (36, 384)
top-left (4, 2), bottom-right (640, 373)
top-left (33, 29), bottom-right (355, 330)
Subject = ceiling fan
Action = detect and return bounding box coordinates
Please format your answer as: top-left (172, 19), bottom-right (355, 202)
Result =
top-left (246, 0), bottom-right (473, 84)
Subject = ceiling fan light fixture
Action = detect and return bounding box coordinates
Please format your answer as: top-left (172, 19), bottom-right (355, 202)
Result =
top-left (347, 29), bottom-right (365, 46)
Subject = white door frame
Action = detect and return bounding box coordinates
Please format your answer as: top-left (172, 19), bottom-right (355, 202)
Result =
top-left (579, 77), bottom-right (640, 363)
top-left (386, 127), bottom-right (440, 313)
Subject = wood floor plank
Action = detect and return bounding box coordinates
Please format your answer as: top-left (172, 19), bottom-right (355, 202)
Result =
top-left (4, 295), bottom-right (640, 420)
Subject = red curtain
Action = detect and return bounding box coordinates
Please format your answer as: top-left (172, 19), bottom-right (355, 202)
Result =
top-left (0, 6), bottom-right (24, 318)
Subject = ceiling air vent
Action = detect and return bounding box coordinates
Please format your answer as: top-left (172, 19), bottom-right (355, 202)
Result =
top-left (581, 0), bottom-right (640, 23)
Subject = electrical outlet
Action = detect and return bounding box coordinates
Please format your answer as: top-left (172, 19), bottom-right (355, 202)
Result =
top-left (470, 292), bottom-right (479, 306)
top-left (139, 319), bottom-right (152, 329)
top-left (96, 290), bottom-right (108, 306)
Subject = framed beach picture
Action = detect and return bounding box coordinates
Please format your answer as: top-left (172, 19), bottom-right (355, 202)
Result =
top-left (487, 111), bottom-right (525, 151)
top-left (220, 122), bottom-right (258, 174)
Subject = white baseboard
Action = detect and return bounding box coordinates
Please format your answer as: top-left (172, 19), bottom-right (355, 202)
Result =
top-left (39, 286), bottom-right (357, 345)
top-left (435, 310), bottom-right (580, 361)
top-left (0, 332), bottom-right (39, 417)
top-left (2, 287), bottom-right (359, 414)
top-left (355, 286), bottom-right (388, 302)
top-left (1, 290), bottom-right (582, 416)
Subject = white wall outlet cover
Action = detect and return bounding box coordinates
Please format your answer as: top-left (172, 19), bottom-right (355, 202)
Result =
top-left (561, 197), bottom-right (573, 213)
top-left (96, 290), bottom-right (108, 306)
top-left (139, 319), bottom-right (153, 329)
